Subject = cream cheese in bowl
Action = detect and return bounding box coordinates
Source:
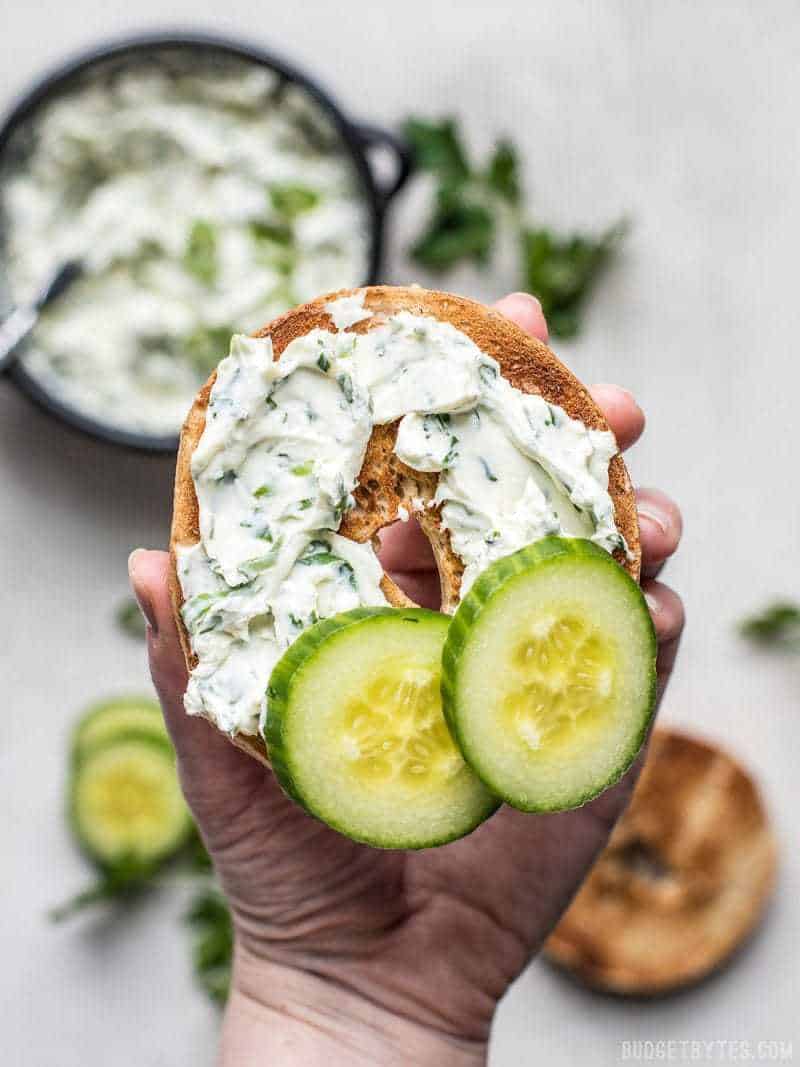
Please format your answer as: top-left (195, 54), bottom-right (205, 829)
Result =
top-left (0, 45), bottom-right (374, 439)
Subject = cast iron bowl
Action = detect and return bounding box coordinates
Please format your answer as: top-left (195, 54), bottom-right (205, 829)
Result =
top-left (0, 31), bottom-right (412, 452)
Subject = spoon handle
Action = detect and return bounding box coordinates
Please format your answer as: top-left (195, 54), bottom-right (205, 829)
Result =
top-left (0, 259), bottom-right (82, 376)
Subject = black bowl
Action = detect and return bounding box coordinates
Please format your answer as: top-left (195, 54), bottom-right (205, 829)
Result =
top-left (0, 30), bottom-right (412, 452)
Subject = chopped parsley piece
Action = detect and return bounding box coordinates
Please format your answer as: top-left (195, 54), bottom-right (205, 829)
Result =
top-left (184, 220), bottom-right (218, 286)
top-left (268, 183), bottom-right (320, 218)
top-left (291, 461), bottom-right (313, 476)
top-left (479, 457), bottom-right (498, 482)
top-left (253, 484), bottom-right (272, 498)
top-left (249, 219), bottom-right (293, 247)
top-left (184, 325), bottom-right (233, 377)
top-left (338, 373), bottom-right (355, 404)
top-left (317, 352), bottom-right (330, 372)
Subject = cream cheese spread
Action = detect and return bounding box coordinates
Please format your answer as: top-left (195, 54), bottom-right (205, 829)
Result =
top-left (0, 54), bottom-right (370, 435)
top-left (177, 293), bottom-right (627, 735)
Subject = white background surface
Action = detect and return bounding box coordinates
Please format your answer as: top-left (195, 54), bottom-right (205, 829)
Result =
top-left (2, 2), bottom-right (799, 1064)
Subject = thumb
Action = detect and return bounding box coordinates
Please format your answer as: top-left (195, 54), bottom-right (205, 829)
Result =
top-left (128, 549), bottom-right (267, 824)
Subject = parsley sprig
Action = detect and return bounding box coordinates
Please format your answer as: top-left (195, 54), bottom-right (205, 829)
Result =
top-left (739, 601), bottom-right (800, 649)
top-left (404, 117), bottom-right (626, 338)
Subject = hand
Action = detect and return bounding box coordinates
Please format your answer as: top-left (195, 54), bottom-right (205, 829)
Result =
top-left (129, 293), bottom-right (684, 1066)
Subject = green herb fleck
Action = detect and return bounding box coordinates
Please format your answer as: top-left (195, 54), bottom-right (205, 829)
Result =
top-left (486, 140), bottom-right (520, 205)
top-left (739, 602), bottom-right (800, 649)
top-left (317, 352), bottom-right (330, 372)
top-left (253, 484), bottom-right (272, 498)
top-left (268, 183), bottom-right (320, 218)
top-left (185, 889), bottom-right (232, 1006)
top-left (184, 326), bottom-right (233, 377)
top-left (479, 457), bottom-right (498, 482)
top-left (249, 219), bottom-right (293, 247)
top-left (116, 597), bottom-right (146, 639)
top-left (184, 220), bottom-right (218, 286)
top-left (338, 374), bottom-right (355, 404)
top-left (298, 499), bottom-right (312, 511)
top-left (291, 461), bottom-right (313, 476)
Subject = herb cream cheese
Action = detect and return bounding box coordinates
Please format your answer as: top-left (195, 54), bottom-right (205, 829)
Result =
top-left (177, 292), bottom-right (627, 735)
top-left (0, 54), bottom-right (369, 435)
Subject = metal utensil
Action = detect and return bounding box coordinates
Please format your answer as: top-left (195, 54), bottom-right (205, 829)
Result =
top-left (0, 259), bottom-right (82, 374)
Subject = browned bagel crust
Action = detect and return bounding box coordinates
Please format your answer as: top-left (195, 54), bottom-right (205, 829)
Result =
top-left (170, 286), bottom-right (641, 764)
top-left (544, 728), bottom-right (779, 994)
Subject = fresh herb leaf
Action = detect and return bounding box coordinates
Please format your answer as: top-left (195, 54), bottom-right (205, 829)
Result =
top-left (116, 597), bottom-right (146, 639)
top-left (411, 186), bottom-right (494, 270)
top-left (317, 352), bottom-right (330, 372)
top-left (486, 140), bottom-right (520, 205)
top-left (291, 461), bottom-right (313, 476)
top-left (405, 114), bottom-right (626, 336)
top-left (50, 856), bottom-right (158, 922)
top-left (522, 221), bottom-right (627, 338)
top-left (185, 889), bottom-right (233, 1006)
top-left (298, 499), bottom-right (312, 510)
top-left (268, 183), bottom-right (320, 218)
top-left (739, 601), bottom-right (800, 649)
top-left (184, 326), bottom-right (233, 377)
top-left (249, 219), bottom-right (293, 247)
top-left (253, 484), bottom-right (272, 498)
top-left (403, 118), bottom-right (470, 184)
top-left (184, 220), bottom-right (218, 286)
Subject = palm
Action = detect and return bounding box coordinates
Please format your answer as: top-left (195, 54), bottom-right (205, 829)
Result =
top-left (174, 676), bottom-right (640, 1039)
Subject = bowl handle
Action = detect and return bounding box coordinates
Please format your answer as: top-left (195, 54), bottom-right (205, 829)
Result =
top-left (352, 122), bottom-right (413, 206)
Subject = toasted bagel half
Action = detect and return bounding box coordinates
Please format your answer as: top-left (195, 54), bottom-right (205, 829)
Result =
top-left (170, 286), bottom-right (641, 764)
top-left (544, 728), bottom-right (778, 994)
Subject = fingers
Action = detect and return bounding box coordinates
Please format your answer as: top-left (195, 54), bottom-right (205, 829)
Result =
top-left (642, 577), bottom-right (685, 702)
top-left (385, 570), bottom-right (442, 610)
top-left (493, 292), bottom-right (548, 342)
top-left (637, 488), bottom-right (683, 578)
top-left (378, 517), bottom-right (436, 573)
top-left (588, 384), bottom-right (645, 452)
top-left (493, 294), bottom-right (644, 455)
top-left (128, 549), bottom-right (265, 813)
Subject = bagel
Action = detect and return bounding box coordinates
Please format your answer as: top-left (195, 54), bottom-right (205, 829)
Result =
top-left (544, 728), bottom-right (778, 994)
top-left (169, 285), bottom-right (641, 765)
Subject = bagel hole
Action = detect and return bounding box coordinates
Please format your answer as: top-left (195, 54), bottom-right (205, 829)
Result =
top-left (614, 837), bottom-right (672, 882)
top-left (378, 518), bottom-right (443, 612)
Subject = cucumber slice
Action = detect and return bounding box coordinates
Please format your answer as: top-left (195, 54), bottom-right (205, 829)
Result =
top-left (72, 695), bottom-right (168, 764)
top-left (442, 537), bottom-right (657, 812)
top-left (70, 736), bottom-right (191, 867)
top-left (265, 608), bottom-right (499, 849)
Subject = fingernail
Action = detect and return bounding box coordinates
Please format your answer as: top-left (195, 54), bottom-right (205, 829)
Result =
top-left (128, 548), bottom-right (158, 634)
top-left (637, 502), bottom-right (669, 536)
top-left (644, 591), bottom-right (660, 616)
top-left (508, 291), bottom-right (543, 311)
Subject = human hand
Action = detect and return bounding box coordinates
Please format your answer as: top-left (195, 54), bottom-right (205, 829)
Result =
top-left (129, 292), bottom-right (684, 1066)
